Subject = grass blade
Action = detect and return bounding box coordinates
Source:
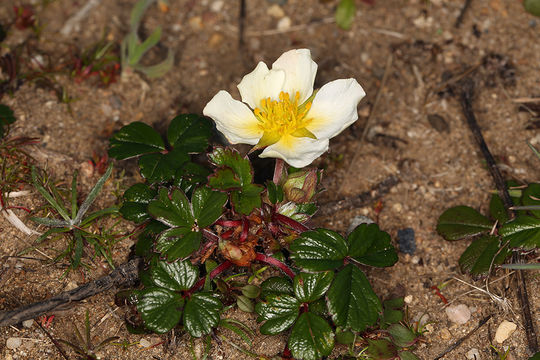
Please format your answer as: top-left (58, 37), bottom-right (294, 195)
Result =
top-left (30, 217), bottom-right (70, 227)
top-left (74, 164), bottom-right (113, 225)
top-left (79, 207), bottom-right (118, 226)
top-left (31, 167), bottom-right (71, 222)
top-left (71, 170), bottom-right (78, 219)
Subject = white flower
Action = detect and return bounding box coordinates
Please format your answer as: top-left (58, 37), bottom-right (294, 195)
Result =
top-left (203, 49), bottom-right (365, 168)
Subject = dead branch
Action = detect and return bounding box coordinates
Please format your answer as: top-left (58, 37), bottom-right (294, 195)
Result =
top-left (0, 258), bottom-right (141, 327)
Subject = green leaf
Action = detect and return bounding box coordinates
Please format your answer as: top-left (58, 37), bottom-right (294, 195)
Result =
top-left (150, 259), bottom-right (198, 291)
top-left (260, 276), bottom-right (294, 299)
top-left (108, 122), bottom-right (165, 160)
top-left (335, 328), bottom-right (355, 345)
top-left (156, 228), bottom-right (202, 260)
top-left (183, 292), bottom-right (222, 337)
top-left (208, 168), bottom-right (242, 190)
top-left (191, 187), bottom-right (227, 228)
top-left (230, 184), bottom-right (263, 215)
top-left (138, 148), bottom-right (189, 183)
top-left (129, 0), bottom-right (153, 31)
top-left (500, 216), bottom-right (540, 249)
top-left (120, 183), bottom-right (157, 223)
top-left (255, 294), bottom-right (300, 335)
top-left (381, 297), bottom-right (404, 327)
top-left (133, 50), bottom-right (174, 78)
top-left (236, 295), bottom-right (254, 313)
top-left (137, 287), bottom-right (183, 334)
top-left (367, 339), bottom-right (398, 360)
top-left (174, 162), bottom-right (211, 194)
top-left (522, 183), bottom-right (540, 218)
top-left (525, 0), bottom-right (540, 17)
top-left (130, 26), bottom-right (162, 66)
top-left (347, 224), bottom-right (398, 267)
top-left (241, 284), bottom-right (261, 299)
top-left (293, 272), bottom-right (334, 303)
top-left (136, 220), bottom-right (167, 256)
top-left (290, 229), bottom-right (348, 271)
top-left (489, 194), bottom-right (508, 224)
top-left (459, 235), bottom-right (510, 275)
top-left (266, 181), bottom-right (284, 204)
top-left (167, 114), bottom-right (212, 153)
top-left (387, 324), bottom-right (417, 347)
top-left (327, 264), bottom-right (381, 332)
top-left (0, 104), bottom-right (16, 138)
top-left (148, 188), bottom-right (194, 228)
top-left (209, 148), bottom-right (253, 186)
top-left (289, 312), bottom-right (334, 360)
top-left (436, 206), bottom-right (493, 241)
top-left (528, 352), bottom-right (540, 360)
top-left (335, 0), bottom-right (356, 30)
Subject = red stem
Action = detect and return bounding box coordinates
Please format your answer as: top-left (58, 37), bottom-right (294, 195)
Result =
top-left (239, 216), bottom-right (249, 242)
top-left (202, 228), bottom-right (219, 242)
top-left (273, 159), bottom-right (285, 185)
top-left (255, 253), bottom-right (295, 279)
top-left (273, 213), bottom-right (309, 233)
top-left (186, 261), bottom-right (233, 296)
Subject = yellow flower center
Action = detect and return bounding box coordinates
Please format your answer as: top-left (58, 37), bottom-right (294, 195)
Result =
top-left (253, 91), bottom-right (314, 139)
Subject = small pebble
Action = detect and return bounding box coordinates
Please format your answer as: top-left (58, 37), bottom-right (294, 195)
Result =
top-left (277, 16), bottom-right (291, 31)
top-left (466, 348), bottom-right (481, 360)
top-left (22, 319), bottom-right (34, 328)
top-left (427, 114), bottom-right (450, 133)
top-left (210, 0), bottom-right (224, 12)
top-left (440, 328), bottom-right (452, 340)
top-left (404, 295), bottom-right (413, 304)
top-left (347, 215), bottom-right (374, 234)
top-left (65, 281), bottom-right (78, 291)
top-left (494, 320), bottom-right (517, 343)
top-left (7, 337), bottom-right (22, 350)
top-left (267, 4), bottom-right (285, 18)
top-left (397, 228), bottom-right (416, 255)
top-left (139, 338), bottom-right (151, 348)
top-left (445, 304), bottom-right (471, 325)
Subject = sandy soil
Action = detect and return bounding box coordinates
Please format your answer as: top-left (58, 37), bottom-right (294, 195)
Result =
top-left (0, 0), bottom-right (539, 359)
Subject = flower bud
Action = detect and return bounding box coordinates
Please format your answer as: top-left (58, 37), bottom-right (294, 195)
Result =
top-left (283, 169), bottom-right (319, 203)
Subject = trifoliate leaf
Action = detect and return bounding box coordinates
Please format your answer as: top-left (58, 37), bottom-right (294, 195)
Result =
top-left (327, 264), bottom-right (381, 332)
top-left (289, 312), bottom-right (334, 360)
top-left (255, 295), bottom-right (300, 335)
top-left (436, 206), bottom-right (493, 241)
top-left (109, 122), bottom-right (165, 160)
top-left (459, 235), bottom-right (510, 275)
top-left (167, 114), bottom-right (212, 153)
top-left (174, 162), bottom-right (211, 194)
top-left (500, 216), bottom-right (540, 249)
top-left (293, 272), bottom-right (334, 303)
top-left (191, 187), bottom-right (227, 228)
top-left (347, 224), bottom-right (398, 267)
top-left (150, 259), bottom-right (198, 291)
top-left (290, 229), bottom-right (348, 271)
top-left (183, 293), bottom-right (223, 337)
top-left (148, 188), bottom-right (194, 228)
top-left (120, 183), bottom-right (157, 223)
top-left (207, 168), bottom-right (242, 190)
top-left (230, 183), bottom-right (263, 215)
top-left (137, 287), bottom-right (183, 334)
top-left (209, 147), bottom-right (253, 186)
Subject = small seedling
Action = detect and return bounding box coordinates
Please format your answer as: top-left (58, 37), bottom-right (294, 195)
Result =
top-left (58, 310), bottom-right (119, 360)
top-left (28, 164), bottom-right (120, 270)
top-left (121, 0), bottom-right (173, 78)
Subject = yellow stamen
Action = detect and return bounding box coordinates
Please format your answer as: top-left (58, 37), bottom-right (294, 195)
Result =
top-left (253, 91), bottom-right (314, 141)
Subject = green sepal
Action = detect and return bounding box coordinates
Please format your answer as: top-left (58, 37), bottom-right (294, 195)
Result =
top-left (290, 127), bottom-right (317, 139)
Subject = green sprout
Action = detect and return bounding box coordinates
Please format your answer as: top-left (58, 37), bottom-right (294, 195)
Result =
top-left (58, 310), bottom-right (119, 360)
top-left (121, 0), bottom-right (174, 78)
top-left (28, 164), bottom-right (120, 270)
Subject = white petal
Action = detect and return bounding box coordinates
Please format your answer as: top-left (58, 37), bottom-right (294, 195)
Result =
top-left (272, 49), bottom-right (317, 104)
top-left (306, 78), bottom-right (365, 139)
top-left (203, 91), bottom-right (262, 145)
top-left (260, 135), bottom-right (329, 168)
top-left (237, 62), bottom-right (285, 109)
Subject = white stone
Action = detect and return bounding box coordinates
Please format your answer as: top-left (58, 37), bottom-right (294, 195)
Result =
top-left (494, 320), bottom-right (517, 344)
top-left (210, 0), bottom-right (224, 12)
top-left (277, 17), bottom-right (291, 31)
top-left (22, 319), bottom-right (34, 328)
top-left (267, 4), bottom-right (285, 18)
top-left (139, 338), bottom-right (151, 348)
top-left (404, 295), bottom-right (413, 304)
top-left (445, 304), bottom-right (471, 325)
top-left (6, 337), bottom-right (22, 350)
top-left (466, 348), bottom-right (481, 359)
